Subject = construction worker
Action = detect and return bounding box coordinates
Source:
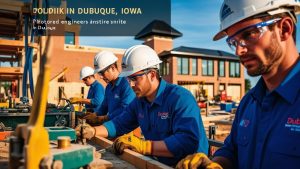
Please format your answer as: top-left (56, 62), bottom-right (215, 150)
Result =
top-left (82, 51), bottom-right (135, 125)
top-left (176, 0), bottom-right (300, 169)
top-left (76, 45), bottom-right (209, 166)
top-left (70, 66), bottom-right (104, 113)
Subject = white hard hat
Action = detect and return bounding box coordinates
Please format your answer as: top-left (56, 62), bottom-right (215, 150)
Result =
top-left (214, 0), bottom-right (300, 41)
top-left (119, 45), bottom-right (162, 77)
top-left (80, 66), bottom-right (95, 80)
top-left (94, 51), bottom-right (118, 74)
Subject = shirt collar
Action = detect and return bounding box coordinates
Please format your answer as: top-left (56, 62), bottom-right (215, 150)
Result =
top-left (250, 77), bottom-right (265, 103)
top-left (275, 59), bottom-right (300, 104)
top-left (109, 77), bottom-right (122, 89)
top-left (250, 59), bottom-right (300, 104)
top-left (90, 80), bottom-right (98, 88)
top-left (141, 79), bottom-right (166, 106)
top-left (114, 77), bottom-right (122, 87)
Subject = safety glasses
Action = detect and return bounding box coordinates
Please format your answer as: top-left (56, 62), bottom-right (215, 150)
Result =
top-left (82, 77), bottom-right (89, 81)
top-left (226, 18), bottom-right (281, 51)
top-left (127, 69), bottom-right (150, 83)
top-left (98, 66), bottom-right (111, 76)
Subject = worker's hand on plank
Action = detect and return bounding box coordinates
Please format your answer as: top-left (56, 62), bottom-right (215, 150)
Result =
top-left (75, 122), bottom-right (96, 140)
top-left (176, 153), bottom-right (222, 169)
top-left (70, 97), bottom-right (83, 104)
top-left (83, 114), bottom-right (109, 126)
top-left (112, 133), bottom-right (152, 155)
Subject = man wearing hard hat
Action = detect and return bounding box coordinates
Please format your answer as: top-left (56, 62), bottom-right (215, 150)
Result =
top-left (76, 45), bottom-right (208, 166)
top-left (176, 0), bottom-right (300, 169)
top-left (82, 51), bottom-right (135, 125)
top-left (70, 66), bottom-right (104, 113)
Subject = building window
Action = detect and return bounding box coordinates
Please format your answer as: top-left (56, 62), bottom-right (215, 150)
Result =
top-left (192, 58), bottom-right (197, 75)
top-left (177, 57), bottom-right (189, 75)
top-left (65, 32), bottom-right (75, 45)
top-left (218, 60), bottom-right (225, 77)
top-left (160, 61), bottom-right (169, 76)
top-left (202, 59), bottom-right (213, 76)
top-left (229, 61), bottom-right (240, 77)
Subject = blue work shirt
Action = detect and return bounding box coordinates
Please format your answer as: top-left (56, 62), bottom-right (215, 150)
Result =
top-left (214, 59), bottom-right (300, 169)
top-left (104, 79), bottom-right (209, 166)
top-left (86, 80), bottom-right (104, 112)
top-left (97, 77), bottom-right (135, 119)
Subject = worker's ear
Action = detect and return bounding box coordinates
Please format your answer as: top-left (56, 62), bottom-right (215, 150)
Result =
top-left (148, 70), bottom-right (156, 81)
top-left (278, 17), bottom-right (293, 41)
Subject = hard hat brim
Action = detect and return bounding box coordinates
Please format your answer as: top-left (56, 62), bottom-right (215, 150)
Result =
top-left (119, 70), bottom-right (136, 77)
top-left (94, 68), bottom-right (101, 74)
top-left (213, 30), bottom-right (228, 41)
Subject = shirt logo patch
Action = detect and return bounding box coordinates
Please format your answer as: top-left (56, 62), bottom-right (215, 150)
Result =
top-left (239, 119), bottom-right (250, 127)
top-left (114, 94), bottom-right (120, 99)
top-left (285, 117), bottom-right (300, 132)
top-left (158, 112), bottom-right (169, 119)
top-left (138, 113), bottom-right (144, 119)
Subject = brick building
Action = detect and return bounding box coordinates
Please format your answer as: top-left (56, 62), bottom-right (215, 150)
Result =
top-left (47, 20), bottom-right (244, 103)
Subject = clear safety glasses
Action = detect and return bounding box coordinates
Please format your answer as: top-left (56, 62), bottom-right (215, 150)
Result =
top-left (127, 69), bottom-right (150, 83)
top-left (97, 65), bottom-right (111, 76)
top-left (226, 18), bottom-right (281, 51)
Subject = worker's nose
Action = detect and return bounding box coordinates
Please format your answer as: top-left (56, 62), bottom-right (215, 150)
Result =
top-left (128, 80), bottom-right (135, 87)
top-left (235, 45), bottom-right (247, 56)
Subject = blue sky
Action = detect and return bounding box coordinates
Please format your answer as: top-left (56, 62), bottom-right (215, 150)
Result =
top-left (80, 0), bottom-right (300, 87)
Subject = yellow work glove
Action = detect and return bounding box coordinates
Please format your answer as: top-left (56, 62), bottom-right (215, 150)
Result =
top-left (112, 134), bottom-right (152, 155)
top-left (83, 114), bottom-right (109, 126)
top-left (70, 97), bottom-right (83, 104)
top-left (176, 153), bottom-right (223, 169)
top-left (75, 122), bottom-right (96, 140)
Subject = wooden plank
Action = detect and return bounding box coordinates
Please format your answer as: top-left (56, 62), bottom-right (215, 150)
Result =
top-left (0, 5), bottom-right (22, 12)
top-left (202, 114), bottom-right (234, 122)
top-left (0, 57), bottom-right (18, 62)
top-left (0, 39), bottom-right (38, 49)
top-left (0, 0), bottom-right (26, 7)
top-left (92, 137), bottom-right (173, 169)
top-left (0, 67), bottom-right (23, 75)
top-left (0, 17), bottom-right (17, 26)
top-left (0, 75), bottom-right (21, 81)
top-left (50, 67), bottom-right (69, 82)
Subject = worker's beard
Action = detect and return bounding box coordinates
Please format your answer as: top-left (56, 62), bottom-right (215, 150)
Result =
top-left (247, 32), bottom-right (283, 76)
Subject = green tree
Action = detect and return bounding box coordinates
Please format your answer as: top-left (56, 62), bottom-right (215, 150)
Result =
top-left (245, 79), bottom-right (251, 93)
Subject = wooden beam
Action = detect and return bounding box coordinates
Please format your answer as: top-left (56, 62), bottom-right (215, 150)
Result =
top-left (0, 67), bottom-right (23, 75)
top-left (92, 137), bottom-right (173, 169)
top-left (0, 39), bottom-right (38, 49)
top-left (0, 75), bottom-right (21, 81)
top-left (0, 5), bottom-right (22, 12)
top-left (0, 57), bottom-right (18, 62)
top-left (50, 67), bottom-right (68, 82)
top-left (0, 0), bottom-right (26, 7)
top-left (0, 17), bottom-right (17, 26)
top-left (201, 114), bottom-right (234, 122)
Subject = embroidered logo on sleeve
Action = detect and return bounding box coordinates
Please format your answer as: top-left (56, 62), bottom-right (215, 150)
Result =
top-left (239, 119), bottom-right (250, 127)
top-left (285, 117), bottom-right (300, 132)
top-left (157, 112), bottom-right (169, 119)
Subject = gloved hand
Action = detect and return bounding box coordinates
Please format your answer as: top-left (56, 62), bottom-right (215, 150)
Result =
top-left (76, 111), bottom-right (93, 118)
top-left (83, 114), bottom-right (109, 126)
top-left (176, 153), bottom-right (223, 169)
top-left (112, 134), bottom-right (152, 155)
top-left (75, 122), bottom-right (96, 140)
top-left (70, 97), bottom-right (83, 104)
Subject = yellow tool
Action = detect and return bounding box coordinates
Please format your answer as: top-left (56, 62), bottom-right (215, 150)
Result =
top-left (9, 37), bottom-right (53, 169)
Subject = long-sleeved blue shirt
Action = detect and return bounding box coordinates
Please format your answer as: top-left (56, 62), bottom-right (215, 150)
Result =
top-left (97, 77), bottom-right (135, 119)
top-left (86, 80), bottom-right (104, 112)
top-left (104, 79), bottom-right (208, 166)
top-left (214, 59), bottom-right (300, 169)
